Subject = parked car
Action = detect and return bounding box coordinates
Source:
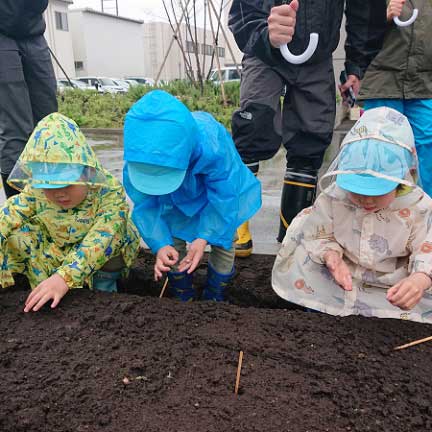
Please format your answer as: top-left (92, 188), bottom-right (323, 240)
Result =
top-left (209, 66), bottom-right (242, 84)
top-left (75, 77), bottom-right (126, 94)
top-left (111, 78), bottom-right (132, 92)
top-left (57, 78), bottom-right (89, 92)
top-left (124, 79), bottom-right (140, 87)
top-left (124, 76), bottom-right (155, 86)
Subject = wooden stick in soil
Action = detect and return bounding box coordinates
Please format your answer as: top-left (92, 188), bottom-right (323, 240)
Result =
top-left (234, 350), bottom-right (244, 395)
top-left (159, 277), bottom-right (169, 299)
top-left (394, 335), bottom-right (432, 351)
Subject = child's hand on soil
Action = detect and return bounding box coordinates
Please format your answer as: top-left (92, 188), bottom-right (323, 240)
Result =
top-left (387, 0), bottom-right (405, 21)
top-left (24, 274), bottom-right (69, 312)
top-left (387, 272), bottom-right (431, 310)
top-left (268, 0), bottom-right (298, 48)
top-left (324, 250), bottom-right (352, 291)
top-left (154, 245), bottom-right (179, 281)
top-left (178, 238), bottom-right (208, 274)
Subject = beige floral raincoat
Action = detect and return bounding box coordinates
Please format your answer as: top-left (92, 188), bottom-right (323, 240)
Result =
top-left (272, 184), bottom-right (432, 323)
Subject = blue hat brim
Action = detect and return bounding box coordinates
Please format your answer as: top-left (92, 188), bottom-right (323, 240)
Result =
top-left (336, 173), bottom-right (399, 196)
top-left (128, 162), bottom-right (186, 195)
top-left (32, 183), bottom-right (70, 189)
top-left (30, 163), bottom-right (84, 189)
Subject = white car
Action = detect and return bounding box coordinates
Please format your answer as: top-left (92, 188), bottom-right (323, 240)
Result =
top-left (75, 77), bottom-right (126, 94)
top-left (57, 78), bottom-right (89, 92)
top-left (209, 66), bottom-right (242, 84)
top-left (112, 78), bottom-right (132, 91)
top-left (124, 76), bottom-right (155, 86)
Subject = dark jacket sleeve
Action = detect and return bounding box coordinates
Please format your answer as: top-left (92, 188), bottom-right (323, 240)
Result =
top-left (228, 0), bottom-right (282, 65)
top-left (0, 0), bottom-right (48, 38)
top-left (344, 0), bottom-right (387, 79)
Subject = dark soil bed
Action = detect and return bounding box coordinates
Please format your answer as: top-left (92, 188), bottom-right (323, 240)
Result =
top-left (1, 251), bottom-right (432, 432)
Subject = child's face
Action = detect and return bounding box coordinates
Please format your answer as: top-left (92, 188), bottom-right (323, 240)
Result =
top-left (347, 189), bottom-right (397, 212)
top-left (43, 184), bottom-right (88, 209)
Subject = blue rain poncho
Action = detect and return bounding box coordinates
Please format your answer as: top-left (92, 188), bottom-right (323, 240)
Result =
top-left (123, 90), bottom-right (262, 253)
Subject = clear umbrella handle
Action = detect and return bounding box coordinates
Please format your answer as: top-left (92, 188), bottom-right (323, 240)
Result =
top-left (279, 33), bottom-right (319, 65)
top-left (394, 8), bottom-right (418, 27)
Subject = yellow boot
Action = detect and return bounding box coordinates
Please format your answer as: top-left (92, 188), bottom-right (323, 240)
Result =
top-left (235, 220), bottom-right (253, 257)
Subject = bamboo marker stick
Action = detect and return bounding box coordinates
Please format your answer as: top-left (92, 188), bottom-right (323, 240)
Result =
top-left (234, 350), bottom-right (244, 395)
top-left (159, 277), bottom-right (169, 299)
top-left (394, 335), bottom-right (432, 351)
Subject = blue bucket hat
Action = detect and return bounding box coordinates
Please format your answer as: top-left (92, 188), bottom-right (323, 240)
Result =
top-left (29, 162), bottom-right (84, 189)
top-left (123, 90), bottom-right (197, 196)
top-left (127, 162), bottom-right (185, 195)
top-left (335, 108), bottom-right (415, 196)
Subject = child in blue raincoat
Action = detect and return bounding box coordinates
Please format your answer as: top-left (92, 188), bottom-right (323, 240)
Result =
top-left (123, 90), bottom-right (261, 301)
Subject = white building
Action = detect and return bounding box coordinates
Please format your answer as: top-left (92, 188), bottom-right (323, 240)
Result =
top-left (69, 8), bottom-right (145, 78)
top-left (144, 21), bottom-right (227, 82)
top-left (224, 0), bottom-right (244, 66)
top-left (44, 0), bottom-right (75, 79)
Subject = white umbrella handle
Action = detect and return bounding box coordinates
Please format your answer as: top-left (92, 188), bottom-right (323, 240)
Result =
top-left (394, 8), bottom-right (418, 27)
top-left (279, 33), bottom-right (319, 65)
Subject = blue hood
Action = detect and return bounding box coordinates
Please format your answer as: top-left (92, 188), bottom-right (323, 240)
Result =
top-left (124, 90), bottom-right (197, 170)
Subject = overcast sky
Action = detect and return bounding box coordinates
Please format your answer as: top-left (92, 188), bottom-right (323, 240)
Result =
top-left (70, 0), bottom-right (228, 24)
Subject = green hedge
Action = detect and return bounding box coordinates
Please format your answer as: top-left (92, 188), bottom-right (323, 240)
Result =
top-left (57, 81), bottom-right (240, 131)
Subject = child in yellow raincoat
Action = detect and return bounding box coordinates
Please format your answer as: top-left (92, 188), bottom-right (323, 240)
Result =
top-left (2, 113), bottom-right (140, 312)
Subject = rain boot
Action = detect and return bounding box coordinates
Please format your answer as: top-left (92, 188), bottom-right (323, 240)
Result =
top-left (235, 220), bottom-right (253, 258)
top-left (93, 270), bottom-right (121, 292)
top-left (277, 166), bottom-right (317, 242)
top-left (167, 270), bottom-right (195, 301)
top-left (202, 263), bottom-right (235, 301)
top-left (1, 173), bottom-right (18, 199)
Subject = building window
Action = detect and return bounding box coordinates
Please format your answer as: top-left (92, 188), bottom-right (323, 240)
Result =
top-left (185, 40), bottom-right (198, 54)
top-left (55, 11), bottom-right (69, 31)
top-left (74, 61), bottom-right (84, 71)
top-left (217, 47), bottom-right (225, 58)
top-left (201, 44), bottom-right (213, 56)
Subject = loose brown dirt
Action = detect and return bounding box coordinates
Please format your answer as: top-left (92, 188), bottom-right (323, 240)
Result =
top-left (1, 251), bottom-right (432, 432)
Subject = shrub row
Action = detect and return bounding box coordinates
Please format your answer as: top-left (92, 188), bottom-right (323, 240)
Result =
top-left (57, 81), bottom-right (240, 131)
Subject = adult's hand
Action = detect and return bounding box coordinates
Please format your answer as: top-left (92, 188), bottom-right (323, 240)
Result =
top-left (154, 245), bottom-right (179, 281)
top-left (339, 74), bottom-right (360, 105)
top-left (268, 0), bottom-right (299, 48)
top-left (387, 0), bottom-right (405, 21)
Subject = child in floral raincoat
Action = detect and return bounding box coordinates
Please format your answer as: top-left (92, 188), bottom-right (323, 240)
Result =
top-left (272, 107), bottom-right (432, 323)
top-left (2, 113), bottom-right (140, 312)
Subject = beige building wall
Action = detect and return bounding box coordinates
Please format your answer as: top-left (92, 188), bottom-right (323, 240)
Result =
top-left (144, 22), bottom-right (227, 81)
top-left (44, 0), bottom-right (75, 79)
top-left (224, 0), bottom-right (244, 66)
top-left (69, 9), bottom-right (145, 78)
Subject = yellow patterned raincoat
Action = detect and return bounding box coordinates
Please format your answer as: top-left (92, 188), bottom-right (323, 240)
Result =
top-left (1, 113), bottom-right (139, 289)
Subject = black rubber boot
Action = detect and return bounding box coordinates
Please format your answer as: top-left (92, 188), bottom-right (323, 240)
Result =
top-left (277, 166), bottom-right (317, 242)
top-left (1, 173), bottom-right (19, 199)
